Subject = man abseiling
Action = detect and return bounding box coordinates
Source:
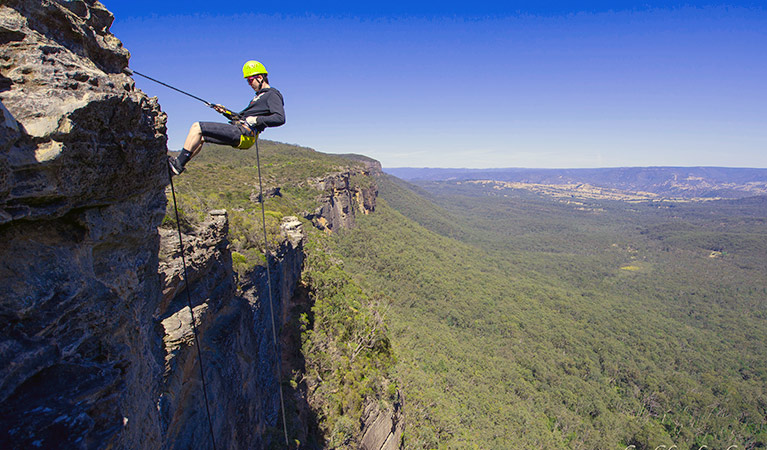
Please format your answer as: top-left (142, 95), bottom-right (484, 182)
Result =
top-left (168, 60), bottom-right (285, 175)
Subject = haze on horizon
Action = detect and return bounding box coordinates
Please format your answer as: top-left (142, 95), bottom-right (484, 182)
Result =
top-left (108, 1), bottom-right (767, 170)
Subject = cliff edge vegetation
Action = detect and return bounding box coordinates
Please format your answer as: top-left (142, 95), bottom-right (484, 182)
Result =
top-left (165, 142), bottom-right (401, 449)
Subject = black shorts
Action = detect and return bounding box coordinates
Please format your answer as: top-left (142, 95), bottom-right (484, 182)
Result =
top-left (199, 122), bottom-right (243, 147)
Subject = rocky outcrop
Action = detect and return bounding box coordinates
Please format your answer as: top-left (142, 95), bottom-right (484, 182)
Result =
top-left (361, 401), bottom-right (404, 450)
top-left (0, 1), bottom-right (167, 448)
top-left (158, 212), bottom-right (306, 449)
top-left (307, 167), bottom-right (378, 232)
top-left (0, 0), bottom-right (166, 223)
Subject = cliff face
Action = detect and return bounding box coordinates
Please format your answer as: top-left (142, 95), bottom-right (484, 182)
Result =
top-left (0, 2), bottom-right (400, 449)
top-left (158, 212), bottom-right (306, 449)
top-left (361, 403), bottom-right (404, 450)
top-left (0, 1), bottom-right (168, 448)
top-left (308, 165), bottom-right (379, 232)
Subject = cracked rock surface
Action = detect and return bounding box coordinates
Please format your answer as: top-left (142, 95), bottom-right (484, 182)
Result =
top-left (0, 1), bottom-right (167, 448)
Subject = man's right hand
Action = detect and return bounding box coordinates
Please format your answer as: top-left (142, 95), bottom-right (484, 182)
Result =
top-left (212, 104), bottom-right (239, 120)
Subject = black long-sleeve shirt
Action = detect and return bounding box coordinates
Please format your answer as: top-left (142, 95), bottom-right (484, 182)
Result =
top-left (239, 87), bottom-right (285, 131)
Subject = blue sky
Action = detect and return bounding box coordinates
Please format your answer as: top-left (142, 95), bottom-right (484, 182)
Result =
top-left (106, 1), bottom-right (767, 169)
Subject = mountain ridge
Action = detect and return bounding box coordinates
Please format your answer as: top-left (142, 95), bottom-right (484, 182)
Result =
top-left (385, 166), bottom-right (767, 199)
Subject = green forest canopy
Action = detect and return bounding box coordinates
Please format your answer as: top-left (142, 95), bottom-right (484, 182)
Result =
top-left (331, 174), bottom-right (767, 449)
top-left (167, 141), bottom-right (767, 449)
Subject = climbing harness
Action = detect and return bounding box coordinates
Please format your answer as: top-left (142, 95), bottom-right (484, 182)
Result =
top-left (255, 137), bottom-right (291, 447)
top-left (237, 133), bottom-right (256, 150)
top-left (168, 169), bottom-right (218, 450)
top-left (234, 122), bottom-right (257, 149)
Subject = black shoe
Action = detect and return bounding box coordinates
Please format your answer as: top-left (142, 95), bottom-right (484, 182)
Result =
top-left (168, 156), bottom-right (184, 176)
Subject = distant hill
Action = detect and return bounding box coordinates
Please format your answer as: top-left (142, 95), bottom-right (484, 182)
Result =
top-left (385, 167), bottom-right (767, 199)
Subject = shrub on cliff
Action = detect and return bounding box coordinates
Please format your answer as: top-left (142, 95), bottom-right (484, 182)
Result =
top-left (299, 236), bottom-right (397, 448)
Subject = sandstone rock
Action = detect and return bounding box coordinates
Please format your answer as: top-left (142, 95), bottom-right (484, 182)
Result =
top-left (0, 1), bottom-right (167, 448)
top-left (360, 397), bottom-right (404, 450)
top-left (307, 168), bottom-right (378, 232)
top-left (281, 215), bottom-right (305, 247)
top-left (361, 410), bottom-right (394, 450)
top-left (250, 186), bottom-right (281, 203)
top-left (0, 0), bottom-right (168, 224)
top-left (157, 210), bottom-right (307, 449)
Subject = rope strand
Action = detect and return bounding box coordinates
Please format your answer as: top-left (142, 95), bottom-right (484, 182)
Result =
top-left (168, 169), bottom-right (217, 450)
top-left (165, 138), bottom-right (289, 448)
top-left (255, 138), bottom-right (291, 447)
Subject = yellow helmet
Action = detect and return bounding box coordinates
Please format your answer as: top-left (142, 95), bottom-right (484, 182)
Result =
top-left (242, 60), bottom-right (268, 78)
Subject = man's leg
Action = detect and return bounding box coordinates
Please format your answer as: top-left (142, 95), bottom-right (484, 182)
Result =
top-left (184, 122), bottom-right (205, 158)
top-left (169, 122), bottom-right (204, 175)
top-left (178, 122), bottom-right (204, 164)
top-left (169, 121), bottom-right (242, 175)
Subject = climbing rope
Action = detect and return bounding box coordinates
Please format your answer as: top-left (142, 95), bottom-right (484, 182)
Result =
top-left (168, 168), bottom-right (218, 450)
top-left (138, 66), bottom-right (285, 446)
top-left (255, 137), bottom-right (291, 447)
top-left (127, 68), bottom-right (241, 120)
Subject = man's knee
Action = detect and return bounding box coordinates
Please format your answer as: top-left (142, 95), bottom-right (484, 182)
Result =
top-left (189, 122), bottom-right (202, 135)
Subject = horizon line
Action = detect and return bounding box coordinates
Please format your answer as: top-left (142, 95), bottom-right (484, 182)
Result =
top-left (382, 165), bottom-right (767, 171)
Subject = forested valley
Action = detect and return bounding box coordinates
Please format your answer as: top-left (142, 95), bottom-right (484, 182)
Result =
top-left (330, 174), bottom-right (767, 449)
top-left (165, 141), bottom-right (766, 449)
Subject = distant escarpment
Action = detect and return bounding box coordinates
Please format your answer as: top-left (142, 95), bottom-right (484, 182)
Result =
top-left (307, 165), bottom-right (378, 232)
